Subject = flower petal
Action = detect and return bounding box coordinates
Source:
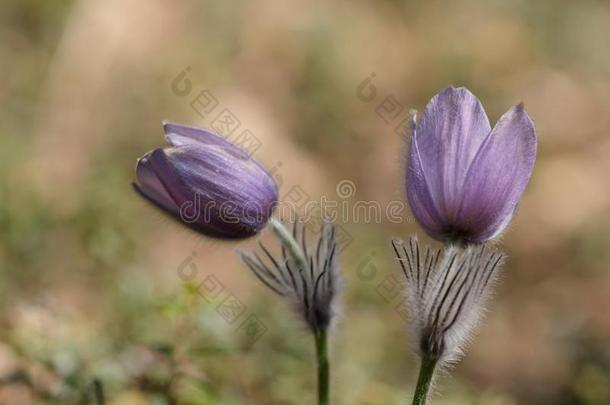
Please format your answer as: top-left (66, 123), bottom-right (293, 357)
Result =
top-left (455, 104), bottom-right (537, 242)
top-left (414, 87), bottom-right (491, 221)
top-left (143, 147), bottom-right (238, 238)
top-left (163, 144), bottom-right (278, 237)
top-left (163, 121), bottom-right (237, 149)
top-left (134, 122), bottom-right (279, 239)
top-left (406, 138), bottom-right (446, 240)
top-left (133, 150), bottom-right (179, 215)
top-left (146, 148), bottom-right (193, 207)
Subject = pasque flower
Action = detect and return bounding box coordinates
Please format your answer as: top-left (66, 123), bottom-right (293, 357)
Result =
top-left (406, 87), bottom-right (537, 244)
top-left (133, 122), bottom-right (278, 238)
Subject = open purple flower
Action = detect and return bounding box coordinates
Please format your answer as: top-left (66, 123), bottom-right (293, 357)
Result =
top-left (133, 122), bottom-right (278, 239)
top-left (407, 87), bottom-right (537, 244)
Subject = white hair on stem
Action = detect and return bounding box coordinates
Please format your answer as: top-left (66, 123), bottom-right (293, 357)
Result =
top-left (392, 236), bottom-right (504, 366)
top-left (239, 219), bottom-right (341, 334)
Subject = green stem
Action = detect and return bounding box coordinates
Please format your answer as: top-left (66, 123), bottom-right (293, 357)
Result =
top-left (89, 378), bottom-right (105, 405)
top-left (315, 329), bottom-right (330, 405)
top-left (412, 355), bottom-right (437, 405)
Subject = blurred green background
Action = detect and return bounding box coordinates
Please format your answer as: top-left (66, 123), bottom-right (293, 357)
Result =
top-left (1, 0), bottom-right (610, 403)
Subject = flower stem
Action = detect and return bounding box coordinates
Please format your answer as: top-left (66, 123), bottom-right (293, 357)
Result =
top-left (412, 355), bottom-right (437, 405)
top-left (269, 218), bottom-right (308, 271)
top-left (315, 329), bottom-right (330, 405)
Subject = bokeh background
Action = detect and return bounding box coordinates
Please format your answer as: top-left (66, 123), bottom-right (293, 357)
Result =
top-left (2, 0), bottom-right (610, 403)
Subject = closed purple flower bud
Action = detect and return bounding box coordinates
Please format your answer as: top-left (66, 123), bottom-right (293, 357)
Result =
top-left (133, 122), bottom-right (278, 238)
top-left (406, 87), bottom-right (537, 244)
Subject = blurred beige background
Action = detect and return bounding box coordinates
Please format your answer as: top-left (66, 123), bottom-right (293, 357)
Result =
top-left (1, 0), bottom-right (609, 403)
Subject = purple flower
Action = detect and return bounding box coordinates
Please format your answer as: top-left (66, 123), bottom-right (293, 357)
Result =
top-left (407, 87), bottom-right (537, 244)
top-left (133, 122), bottom-right (278, 238)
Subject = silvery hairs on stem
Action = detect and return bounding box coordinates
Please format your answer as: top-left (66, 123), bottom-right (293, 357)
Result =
top-left (239, 218), bottom-right (341, 334)
top-left (392, 236), bottom-right (505, 366)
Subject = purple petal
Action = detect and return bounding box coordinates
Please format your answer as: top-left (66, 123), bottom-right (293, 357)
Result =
top-left (406, 139), bottom-right (446, 240)
top-left (134, 122), bottom-right (279, 239)
top-left (142, 147), bottom-right (234, 237)
top-left (163, 121), bottom-right (236, 149)
top-left (455, 104), bottom-right (537, 242)
top-left (157, 144), bottom-right (277, 238)
top-left (413, 87), bottom-right (491, 221)
top-left (166, 144), bottom-right (277, 210)
top-left (133, 150), bottom-right (180, 215)
top-left (146, 148), bottom-right (193, 207)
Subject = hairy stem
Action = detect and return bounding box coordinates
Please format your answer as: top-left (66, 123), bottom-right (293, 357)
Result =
top-left (269, 218), bottom-right (308, 271)
top-left (315, 329), bottom-right (330, 405)
top-left (412, 355), bottom-right (437, 405)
